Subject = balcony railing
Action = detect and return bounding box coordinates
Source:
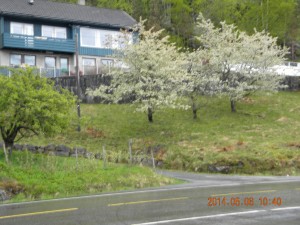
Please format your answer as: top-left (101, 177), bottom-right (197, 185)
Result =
top-left (2, 33), bottom-right (75, 53)
top-left (0, 64), bottom-right (115, 77)
top-left (0, 66), bottom-right (74, 78)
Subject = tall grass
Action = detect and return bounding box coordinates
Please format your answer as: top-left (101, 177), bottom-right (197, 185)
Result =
top-left (0, 151), bottom-right (177, 202)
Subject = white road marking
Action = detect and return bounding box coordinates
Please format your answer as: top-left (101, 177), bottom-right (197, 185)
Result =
top-left (132, 206), bottom-right (300, 225)
top-left (1, 178), bottom-right (299, 207)
top-left (271, 206), bottom-right (300, 211)
top-left (132, 210), bottom-right (266, 225)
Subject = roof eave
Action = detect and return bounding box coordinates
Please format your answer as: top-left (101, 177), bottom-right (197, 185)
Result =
top-left (0, 11), bottom-right (136, 29)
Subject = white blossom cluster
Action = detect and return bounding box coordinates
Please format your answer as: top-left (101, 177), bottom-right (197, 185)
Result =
top-left (88, 20), bottom-right (188, 121)
top-left (88, 16), bottom-right (288, 120)
top-left (195, 15), bottom-right (288, 111)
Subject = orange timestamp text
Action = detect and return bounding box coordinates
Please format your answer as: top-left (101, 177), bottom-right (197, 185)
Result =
top-left (207, 196), bottom-right (282, 207)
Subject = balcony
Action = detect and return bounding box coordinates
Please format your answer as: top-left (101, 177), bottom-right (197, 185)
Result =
top-left (0, 66), bottom-right (74, 78)
top-left (1, 33), bottom-right (75, 53)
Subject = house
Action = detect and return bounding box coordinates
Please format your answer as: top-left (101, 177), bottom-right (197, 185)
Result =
top-left (0, 0), bottom-right (136, 77)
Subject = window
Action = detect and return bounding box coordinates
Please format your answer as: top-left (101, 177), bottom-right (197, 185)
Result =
top-left (83, 58), bottom-right (96, 67)
top-left (45, 57), bottom-right (56, 68)
top-left (10, 22), bottom-right (33, 36)
top-left (24, 55), bottom-right (36, 66)
top-left (81, 28), bottom-right (98, 47)
top-left (60, 58), bottom-right (69, 70)
top-left (101, 59), bottom-right (114, 74)
top-left (80, 27), bottom-right (131, 49)
top-left (101, 59), bottom-right (114, 67)
top-left (10, 54), bottom-right (36, 66)
top-left (10, 54), bottom-right (22, 66)
top-left (42, 26), bottom-right (67, 39)
top-left (83, 58), bottom-right (96, 75)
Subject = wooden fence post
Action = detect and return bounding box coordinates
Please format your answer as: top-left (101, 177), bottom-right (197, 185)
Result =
top-left (128, 139), bottom-right (133, 165)
top-left (102, 145), bottom-right (107, 169)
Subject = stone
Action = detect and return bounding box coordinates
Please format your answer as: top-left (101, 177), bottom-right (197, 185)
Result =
top-left (237, 161), bottom-right (244, 168)
top-left (208, 165), bottom-right (231, 174)
top-left (13, 144), bottom-right (24, 151)
top-left (70, 147), bottom-right (86, 157)
top-left (84, 152), bottom-right (94, 159)
top-left (37, 146), bottom-right (45, 154)
top-left (156, 160), bottom-right (164, 168)
top-left (44, 144), bottom-right (56, 153)
top-left (141, 157), bottom-right (154, 167)
top-left (25, 144), bottom-right (37, 153)
top-left (54, 145), bottom-right (71, 157)
top-left (55, 145), bottom-right (71, 152)
top-left (0, 189), bottom-right (10, 202)
top-left (55, 151), bottom-right (70, 157)
top-left (94, 153), bottom-right (102, 159)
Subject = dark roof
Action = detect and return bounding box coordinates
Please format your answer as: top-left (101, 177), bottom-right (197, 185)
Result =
top-left (0, 0), bottom-right (136, 29)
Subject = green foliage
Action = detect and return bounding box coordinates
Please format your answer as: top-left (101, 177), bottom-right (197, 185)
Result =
top-left (0, 67), bottom-right (76, 150)
top-left (0, 151), bottom-right (177, 201)
top-left (53, 0), bottom-right (300, 58)
top-left (14, 92), bottom-right (300, 176)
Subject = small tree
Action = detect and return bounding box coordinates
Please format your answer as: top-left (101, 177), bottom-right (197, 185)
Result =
top-left (0, 67), bottom-right (75, 162)
top-left (196, 16), bottom-right (288, 112)
top-left (181, 49), bottom-right (222, 119)
top-left (88, 20), bottom-right (188, 122)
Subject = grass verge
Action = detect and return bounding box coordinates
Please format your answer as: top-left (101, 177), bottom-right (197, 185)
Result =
top-left (0, 151), bottom-right (179, 202)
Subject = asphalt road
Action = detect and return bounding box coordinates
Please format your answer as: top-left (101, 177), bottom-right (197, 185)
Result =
top-left (0, 171), bottom-right (300, 225)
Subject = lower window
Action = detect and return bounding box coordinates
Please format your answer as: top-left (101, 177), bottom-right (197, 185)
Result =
top-left (10, 54), bottom-right (36, 66)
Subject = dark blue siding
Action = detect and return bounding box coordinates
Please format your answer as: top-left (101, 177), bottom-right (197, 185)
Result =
top-left (2, 33), bottom-right (75, 53)
top-left (4, 20), bottom-right (9, 33)
top-left (1, 18), bottom-right (119, 56)
top-left (34, 24), bottom-right (41, 36)
top-left (79, 47), bottom-right (114, 56)
top-left (0, 17), bottom-right (4, 48)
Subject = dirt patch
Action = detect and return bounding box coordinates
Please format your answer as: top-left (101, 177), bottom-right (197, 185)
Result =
top-left (276, 117), bottom-right (289, 123)
top-left (85, 127), bottom-right (105, 138)
top-left (287, 142), bottom-right (300, 148)
top-left (241, 97), bottom-right (255, 104)
top-left (217, 141), bottom-right (246, 152)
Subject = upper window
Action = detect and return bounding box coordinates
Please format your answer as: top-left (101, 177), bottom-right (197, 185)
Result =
top-left (81, 28), bottom-right (98, 47)
top-left (80, 27), bottom-right (131, 49)
top-left (10, 22), bottom-right (34, 36)
top-left (42, 26), bottom-right (67, 39)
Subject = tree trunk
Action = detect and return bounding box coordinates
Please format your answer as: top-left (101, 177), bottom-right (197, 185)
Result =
top-left (147, 107), bottom-right (153, 123)
top-left (230, 99), bottom-right (236, 113)
top-left (4, 140), bottom-right (14, 159)
top-left (2, 143), bottom-right (9, 164)
top-left (1, 127), bottom-right (16, 161)
top-left (192, 101), bottom-right (197, 119)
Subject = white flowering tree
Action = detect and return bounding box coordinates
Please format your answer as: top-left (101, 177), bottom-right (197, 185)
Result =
top-left (181, 49), bottom-right (222, 119)
top-left (196, 16), bottom-right (288, 112)
top-left (88, 21), bottom-right (188, 122)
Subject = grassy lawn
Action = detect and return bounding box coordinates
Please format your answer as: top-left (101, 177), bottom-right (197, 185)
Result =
top-left (12, 91), bottom-right (300, 175)
top-left (0, 151), bottom-right (178, 202)
top-left (1, 91), bottom-right (300, 202)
